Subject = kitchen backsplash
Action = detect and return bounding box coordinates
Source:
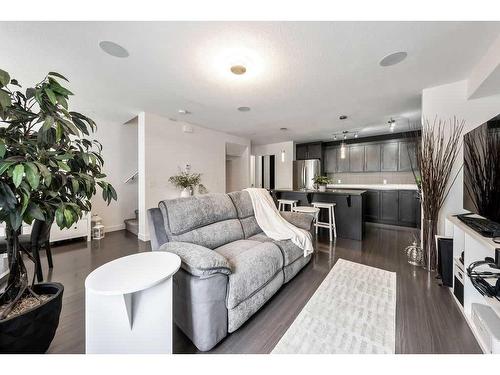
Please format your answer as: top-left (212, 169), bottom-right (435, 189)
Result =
top-left (326, 171), bottom-right (416, 185)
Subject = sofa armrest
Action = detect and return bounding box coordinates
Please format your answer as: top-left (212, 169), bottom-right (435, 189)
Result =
top-left (280, 211), bottom-right (314, 231)
top-left (159, 242), bottom-right (232, 278)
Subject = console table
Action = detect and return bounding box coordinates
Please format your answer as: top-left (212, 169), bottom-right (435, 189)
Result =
top-left (445, 214), bottom-right (500, 353)
top-left (85, 251), bottom-right (181, 354)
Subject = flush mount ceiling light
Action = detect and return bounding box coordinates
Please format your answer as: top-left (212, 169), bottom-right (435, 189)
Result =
top-left (280, 127), bottom-right (288, 131)
top-left (237, 106), bottom-right (251, 112)
top-left (99, 41), bottom-right (129, 58)
top-left (379, 51), bottom-right (407, 67)
top-left (230, 65), bottom-right (247, 75)
top-left (178, 109), bottom-right (191, 115)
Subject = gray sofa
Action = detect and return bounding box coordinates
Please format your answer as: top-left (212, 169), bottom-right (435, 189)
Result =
top-left (147, 191), bottom-right (313, 351)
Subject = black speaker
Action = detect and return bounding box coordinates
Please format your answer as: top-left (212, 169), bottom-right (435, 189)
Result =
top-left (437, 237), bottom-right (454, 287)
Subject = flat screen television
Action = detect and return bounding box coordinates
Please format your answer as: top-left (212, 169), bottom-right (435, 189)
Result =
top-left (463, 114), bottom-right (500, 224)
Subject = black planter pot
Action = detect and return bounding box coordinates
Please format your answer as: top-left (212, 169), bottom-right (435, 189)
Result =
top-left (0, 282), bottom-right (64, 353)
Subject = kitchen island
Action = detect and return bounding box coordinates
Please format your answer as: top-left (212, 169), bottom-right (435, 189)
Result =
top-left (272, 188), bottom-right (366, 241)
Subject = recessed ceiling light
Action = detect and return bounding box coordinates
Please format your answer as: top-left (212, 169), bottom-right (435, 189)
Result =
top-left (354, 133), bottom-right (358, 138)
top-left (230, 65), bottom-right (247, 75)
top-left (99, 41), bottom-right (129, 58)
top-left (339, 115), bottom-right (348, 120)
top-left (280, 127), bottom-right (288, 131)
top-left (178, 109), bottom-right (191, 115)
top-left (379, 51), bottom-right (407, 67)
top-left (237, 106), bottom-right (251, 112)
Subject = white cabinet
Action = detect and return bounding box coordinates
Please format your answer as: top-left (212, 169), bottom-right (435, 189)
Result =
top-left (0, 212), bottom-right (91, 242)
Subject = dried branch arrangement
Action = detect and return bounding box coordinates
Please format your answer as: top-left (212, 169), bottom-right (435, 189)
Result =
top-left (416, 117), bottom-right (464, 270)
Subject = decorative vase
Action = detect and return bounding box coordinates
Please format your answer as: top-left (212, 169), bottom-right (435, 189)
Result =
top-left (404, 241), bottom-right (423, 266)
top-left (180, 187), bottom-right (192, 198)
top-left (422, 218), bottom-right (438, 271)
top-left (319, 185), bottom-right (326, 192)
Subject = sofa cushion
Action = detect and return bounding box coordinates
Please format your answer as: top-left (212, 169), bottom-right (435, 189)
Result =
top-left (214, 240), bottom-right (283, 309)
top-left (228, 191), bottom-right (262, 238)
top-left (159, 241), bottom-right (232, 278)
top-left (159, 193), bottom-right (244, 249)
top-left (248, 233), bottom-right (305, 266)
top-left (160, 193), bottom-right (239, 235)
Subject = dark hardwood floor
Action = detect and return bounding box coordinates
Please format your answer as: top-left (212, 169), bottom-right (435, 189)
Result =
top-left (34, 224), bottom-right (480, 354)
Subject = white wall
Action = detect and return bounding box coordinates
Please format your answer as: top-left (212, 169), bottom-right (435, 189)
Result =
top-left (138, 112), bottom-right (250, 240)
top-left (252, 141), bottom-right (295, 189)
top-left (91, 117), bottom-right (138, 232)
top-left (422, 80), bottom-right (500, 233)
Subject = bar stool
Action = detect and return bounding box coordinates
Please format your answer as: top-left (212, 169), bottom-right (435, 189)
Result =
top-left (278, 199), bottom-right (298, 212)
top-left (312, 202), bottom-right (337, 242)
top-left (292, 206), bottom-right (320, 226)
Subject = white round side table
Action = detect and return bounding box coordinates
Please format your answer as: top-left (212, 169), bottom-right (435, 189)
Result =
top-left (85, 251), bottom-right (181, 354)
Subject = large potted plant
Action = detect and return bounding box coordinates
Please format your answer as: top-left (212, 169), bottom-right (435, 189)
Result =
top-left (0, 68), bottom-right (117, 353)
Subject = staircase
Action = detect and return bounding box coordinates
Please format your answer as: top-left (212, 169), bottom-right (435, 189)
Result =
top-left (124, 209), bottom-right (139, 236)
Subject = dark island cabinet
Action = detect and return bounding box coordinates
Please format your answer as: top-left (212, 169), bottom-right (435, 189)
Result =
top-left (380, 190), bottom-right (399, 222)
top-left (364, 190), bottom-right (380, 221)
top-left (363, 189), bottom-right (420, 228)
top-left (296, 142), bottom-right (322, 160)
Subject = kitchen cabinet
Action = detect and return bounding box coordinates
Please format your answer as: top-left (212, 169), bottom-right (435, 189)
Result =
top-left (398, 190), bottom-right (418, 226)
top-left (349, 145), bottom-right (365, 172)
top-left (336, 146), bottom-right (349, 172)
top-left (324, 146), bottom-right (338, 173)
top-left (381, 142), bottom-right (399, 172)
top-left (364, 144), bottom-right (381, 172)
top-left (380, 190), bottom-right (399, 222)
top-left (364, 190), bottom-right (380, 221)
top-left (295, 142), bottom-right (322, 160)
top-left (398, 141), bottom-right (418, 172)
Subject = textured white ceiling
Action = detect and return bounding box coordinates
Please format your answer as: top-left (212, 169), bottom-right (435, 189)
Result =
top-left (1, 21), bottom-right (499, 144)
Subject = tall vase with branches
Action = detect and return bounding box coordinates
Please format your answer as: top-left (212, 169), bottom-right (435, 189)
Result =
top-left (0, 68), bottom-right (117, 320)
top-left (414, 117), bottom-right (464, 271)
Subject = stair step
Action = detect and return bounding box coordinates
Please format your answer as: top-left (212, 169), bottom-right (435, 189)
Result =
top-left (124, 218), bottom-right (138, 236)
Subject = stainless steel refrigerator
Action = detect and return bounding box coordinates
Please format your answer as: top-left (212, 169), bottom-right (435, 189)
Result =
top-left (293, 159), bottom-right (321, 190)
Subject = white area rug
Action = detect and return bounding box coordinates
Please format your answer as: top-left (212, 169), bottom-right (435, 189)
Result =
top-left (272, 258), bottom-right (396, 354)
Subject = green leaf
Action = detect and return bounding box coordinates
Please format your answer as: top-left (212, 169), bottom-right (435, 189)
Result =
top-left (44, 87), bottom-right (57, 105)
top-left (0, 161), bottom-right (13, 175)
top-left (71, 178), bottom-right (79, 193)
top-left (60, 119), bottom-right (79, 136)
top-left (0, 89), bottom-right (11, 108)
top-left (0, 69), bottom-right (10, 87)
top-left (26, 87), bottom-right (35, 99)
top-left (63, 207), bottom-right (74, 227)
top-left (20, 192), bottom-right (29, 215)
top-left (55, 206), bottom-right (65, 228)
top-left (56, 94), bottom-right (68, 109)
top-left (28, 203), bottom-right (45, 221)
top-left (12, 164), bottom-right (24, 188)
top-left (41, 116), bottom-right (54, 133)
top-left (0, 140), bottom-right (6, 158)
top-left (48, 72), bottom-right (69, 82)
top-left (9, 211), bottom-right (22, 231)
top-left (24, 162), bottom-right (40, 189)
top-left (51, 85), bottom-right (73, 96)
top-left (57, 161), bottom-right (70, 172)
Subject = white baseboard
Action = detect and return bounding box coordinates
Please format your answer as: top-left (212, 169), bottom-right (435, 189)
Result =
top-left (138, 232), bottom-right (150, 242)
top-left (106, 223), bottom-right (126, 232)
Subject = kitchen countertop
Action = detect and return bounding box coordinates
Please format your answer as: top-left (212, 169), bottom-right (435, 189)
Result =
top-left (326, 183), bottom-right (418, 190)
top-left (273, 188), bottom-right (367, 196)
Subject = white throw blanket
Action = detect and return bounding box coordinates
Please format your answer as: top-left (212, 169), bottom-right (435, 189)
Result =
top-left (244, 188), bottom-right (314, 257)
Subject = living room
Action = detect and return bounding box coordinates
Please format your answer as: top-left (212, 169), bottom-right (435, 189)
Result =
top-left (2, 1), bottom-right (500, 373)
